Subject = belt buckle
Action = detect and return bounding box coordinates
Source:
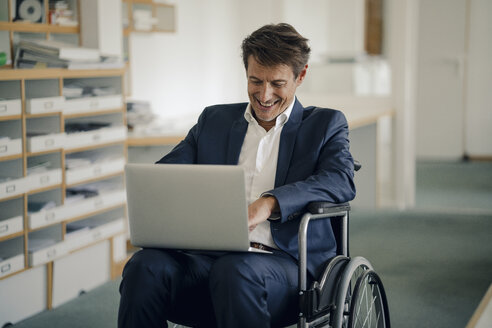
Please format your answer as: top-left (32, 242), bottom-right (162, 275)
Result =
top-left (251, 242), bottom-right (268, 251)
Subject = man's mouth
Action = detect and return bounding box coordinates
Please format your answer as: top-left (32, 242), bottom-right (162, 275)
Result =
top-left (257, 99), bottom-right (279, 109)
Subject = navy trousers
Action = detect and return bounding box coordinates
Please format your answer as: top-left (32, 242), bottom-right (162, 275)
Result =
top-left (118, 248), bottom-right (308, 328)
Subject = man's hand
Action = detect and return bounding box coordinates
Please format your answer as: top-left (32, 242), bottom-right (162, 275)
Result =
top-left (247, 196), bottom-right (279, 232)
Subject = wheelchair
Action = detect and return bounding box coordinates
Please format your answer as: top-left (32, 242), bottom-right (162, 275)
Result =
top-left (173, 163), bottom-right (391, 328)
top-left (296, 200), bottom-right (391, 328)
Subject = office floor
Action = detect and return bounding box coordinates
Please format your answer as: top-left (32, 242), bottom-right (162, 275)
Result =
top-left (11, 160), bottom-right (492, 328)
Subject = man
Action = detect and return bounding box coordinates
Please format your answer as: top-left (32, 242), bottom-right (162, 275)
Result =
top-left (119, 23), bottom-right (355, 328)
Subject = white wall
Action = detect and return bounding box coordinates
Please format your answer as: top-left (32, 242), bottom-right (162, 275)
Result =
top-left (415, 0), bottom-right (492, 159)
top-left (129, 0), bottom-right (245, 125)
top-left (129, 0), bottom-right (350, 122)
top-left (415, 0), bottom-right (467, 160)
top-left (465, 0), bottom-right (492, 157)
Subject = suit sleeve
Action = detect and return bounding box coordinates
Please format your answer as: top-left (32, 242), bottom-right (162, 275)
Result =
top-left (155, 110), bottom-right (206, 164)
top-left (268, 110), bottom-right (356, 223)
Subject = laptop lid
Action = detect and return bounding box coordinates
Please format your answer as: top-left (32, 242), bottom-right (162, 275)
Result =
top-left (125, 163), bottom-right (254, 252)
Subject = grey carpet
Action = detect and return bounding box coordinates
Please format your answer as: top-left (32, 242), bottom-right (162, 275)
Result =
top-left (11, 160), bottom-right (492, 327)
top-left (350, 209), bottom-right (492, 328)
top-left (415, 160), bottom-right (492, 212)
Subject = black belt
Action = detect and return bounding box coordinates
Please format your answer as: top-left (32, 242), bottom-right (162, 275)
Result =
top-left (250, 242), bottom-right (276, 252)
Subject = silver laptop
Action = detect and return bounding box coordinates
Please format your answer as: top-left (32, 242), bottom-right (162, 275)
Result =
top-left (125, 163), bottom-right (270, 253)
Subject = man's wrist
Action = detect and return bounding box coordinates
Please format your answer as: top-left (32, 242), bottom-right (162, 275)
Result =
top-left (261, 194), bottom-right (281, 220)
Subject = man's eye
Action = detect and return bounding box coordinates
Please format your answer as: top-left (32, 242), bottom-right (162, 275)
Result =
top-left (273, 83), bottom-right (284, 88)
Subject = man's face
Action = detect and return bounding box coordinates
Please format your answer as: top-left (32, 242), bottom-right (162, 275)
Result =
top-left (247, 56), bottom-right (307, 123)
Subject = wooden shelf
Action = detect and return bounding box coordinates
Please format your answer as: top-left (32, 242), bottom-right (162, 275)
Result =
top-left (25, 112), bottom-right (63, 119)
top-left (26, 184), bottom-right (63, 196)
top-left (63, 203), bottom-right (126, 225)
top-left (0, 21), bottom-right (79, 34)
top-left (26, 148), bottom-right (64, 157)
top-left (0, 153), bottom-right (23, 162)
top-left (65, 171), bottom-right (124, 188)
top-left (0, 68), bottom-right (126, 81)
top-left (64, 140), bottom-right (126, 154)
top-left (126, 135), bottom-right (184, 146)
top-left (0, 114), bottom-right (22, 121)
top-left (0, 230), bottom-right (24, 243)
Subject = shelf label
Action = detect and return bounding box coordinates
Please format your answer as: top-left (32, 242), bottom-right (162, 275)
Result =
top-left (6, 184), bottom-right (16, 193)
top-left (46, 249), bottom-right (57, 258)
top-left (40, 175), bottom-right (50, 184)
top-left (44, 101), bottom-right (54, 109)
top-left (93, 166), bottom-right (102, 175)
top-left (45, 212), bottom-right (56, 222)
top-left (1, 263), bottom-right (11, 273)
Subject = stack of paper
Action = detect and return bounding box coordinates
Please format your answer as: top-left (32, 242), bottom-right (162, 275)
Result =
top-left (65, 150), bottom-right (121, 170)
top-left (14, 39), bottom-right (124, 69)
top-left (133, 10), bottom-right (158, 31)
top-left (15, 39), bottom-right (100, 69)
top-left (63, 83), bottom-right (117, 99)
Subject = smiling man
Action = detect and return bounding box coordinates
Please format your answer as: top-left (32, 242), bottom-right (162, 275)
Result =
top-left (118, 23), bottom-right (356, 328)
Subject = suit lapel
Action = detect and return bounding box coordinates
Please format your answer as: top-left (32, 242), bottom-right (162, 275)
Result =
top-left (226, 113), bottom-right (248, 165)
top-left (275, 99), bottom-right (304, 187)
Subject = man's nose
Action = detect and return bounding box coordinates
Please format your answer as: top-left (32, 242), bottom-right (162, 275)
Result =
top-left (258, 84), bottom-right (273, 101)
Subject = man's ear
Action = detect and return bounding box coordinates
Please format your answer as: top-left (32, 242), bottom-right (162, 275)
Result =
top-left (297, 65), bottom-right (308, 85)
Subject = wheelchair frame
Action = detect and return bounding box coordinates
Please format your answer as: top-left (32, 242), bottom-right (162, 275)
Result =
top-left (297, 202), bottom-right (390, 328)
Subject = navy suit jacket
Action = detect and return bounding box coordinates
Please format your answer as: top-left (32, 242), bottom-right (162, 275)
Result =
top-left (156, 98), bottom-right (355, 277)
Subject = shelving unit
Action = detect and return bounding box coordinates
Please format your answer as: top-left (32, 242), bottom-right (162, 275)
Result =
top-left (0, 68), bottom-right (129, 325)
top-left (0, 0), bottom-right (129, 325)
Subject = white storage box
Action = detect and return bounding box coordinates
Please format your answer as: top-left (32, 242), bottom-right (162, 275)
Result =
top-left (0, 177), bottom-right (26, 199)
top-left (66, 157), bottom-right (125, 185)
top-left (29, 240), bottom-right (68, 267)
top-left (0, 99), bottom-right (22, 117)
top-left (112, 233), bottom-right (128, 263)
top-left (64, 189), bottom-right (127, 221)
top-left (52, 241), bottom-right (110, 308)
top-left (0, 138), bottom-right (22, 158)
top-left (0, 254), bottom-right (25, 278)
top-left (0, 265), bottom-right (47, 326)
top-left (64, 126), bottom-right (127, 150)
top-left (26, 133), bottom-right (66, 153)
top-left (64, 95), bottom-right (123, 115)
top-left (25, 96), bottom-right (65, 114)
top-left (65, 218), bottom-right (125, 252)
top-left (27, 168), bottom-right (63, 192)
top-left (0, 215), bottom-right (23, 238)
top-left (29, 205), bottom-right (68, 230)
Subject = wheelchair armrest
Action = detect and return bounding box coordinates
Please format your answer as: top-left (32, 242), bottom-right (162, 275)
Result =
top-left (307, 202), bottom-right (351, 215)
top-left (354, 160), bottom-right (362, 172)
top-left (298, 202), bottom-right (351, 292)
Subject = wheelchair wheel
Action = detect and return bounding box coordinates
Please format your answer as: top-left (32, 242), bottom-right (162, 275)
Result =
top-left (348, 270), bottom-right (390, 328)
top-left (331, 256), bottom-right (376, 328)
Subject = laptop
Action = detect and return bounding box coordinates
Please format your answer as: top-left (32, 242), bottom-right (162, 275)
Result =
top-left (125, 163), bottom-right (271, 253)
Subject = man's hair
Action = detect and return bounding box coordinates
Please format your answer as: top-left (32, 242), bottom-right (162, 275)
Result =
top-left (241, 23), bottom-right (311, 78)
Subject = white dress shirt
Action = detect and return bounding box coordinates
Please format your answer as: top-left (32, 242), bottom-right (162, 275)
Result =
top-left (238, 98), bottom-right (295, 249)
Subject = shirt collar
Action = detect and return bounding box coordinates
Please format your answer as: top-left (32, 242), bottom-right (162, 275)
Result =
top-left (244, 97), bottom-right (296, 128)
